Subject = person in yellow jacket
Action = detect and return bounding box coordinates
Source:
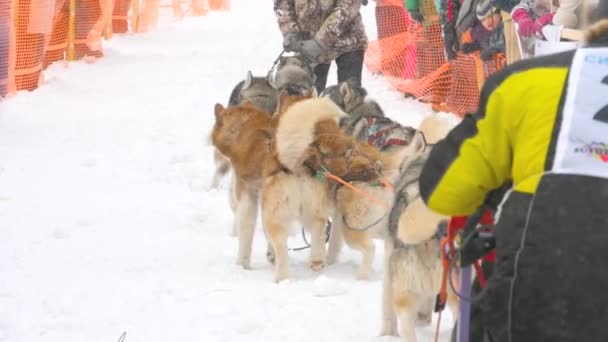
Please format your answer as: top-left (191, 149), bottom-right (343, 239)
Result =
top-left (419, 1), bottom-right (608, 339)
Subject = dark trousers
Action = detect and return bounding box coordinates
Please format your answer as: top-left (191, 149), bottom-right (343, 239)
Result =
top-left (313, 49), bottom-right (365, 93)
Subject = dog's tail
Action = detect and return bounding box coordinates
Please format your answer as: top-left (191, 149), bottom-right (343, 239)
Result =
top-left (397, 198), bottom-right (446, 244)
top-left (274, 97), bottom-right (346, 172)
top-left (417, 113), bottom-right (458, 145)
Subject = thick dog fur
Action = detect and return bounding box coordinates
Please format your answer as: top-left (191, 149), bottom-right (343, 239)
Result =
top-left (209, 71), bottom-right (279, 193)
top-left (263, 97), bottom-right (385, 282)
top-left (212, 102), bottom-right (279, 268)
top-left (274, 97), bottom-right (345, 172)
top-left (381, 114), bottom-right (459, 341)
top-left (329, 130), bottom-right (421, 280)
top-left (273, 55), bottom-right (315, 96)
top-left (214, 93), bottom-right (380, 281)
top-left (322, 80), bottom-right (385, 124)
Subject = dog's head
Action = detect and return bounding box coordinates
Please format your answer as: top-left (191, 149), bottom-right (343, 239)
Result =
top-left (321, 79), bottom-right (367, 114)
top-left (212, 102), bottom-right (262, 156)
top-left (232, 71), bottom-right (278, 113)
top-left (273, 55), bottom-right (316, 96)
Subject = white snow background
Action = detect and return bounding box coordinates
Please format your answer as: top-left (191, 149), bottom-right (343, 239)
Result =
top-left (0, 1), bottom-right (460, 341)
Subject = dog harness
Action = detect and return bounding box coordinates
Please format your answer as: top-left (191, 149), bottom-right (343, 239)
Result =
top-left (364, 116), bottom-right (410, 150)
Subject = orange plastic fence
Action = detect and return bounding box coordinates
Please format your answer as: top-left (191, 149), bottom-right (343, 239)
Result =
top-left (1, 0), bottom-right (229, 98)
top-left (366, 1), bottom-right (505, 116)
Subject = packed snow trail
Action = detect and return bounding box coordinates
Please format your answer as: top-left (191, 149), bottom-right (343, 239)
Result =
top-left (0, 2), bottom-right (456, 341)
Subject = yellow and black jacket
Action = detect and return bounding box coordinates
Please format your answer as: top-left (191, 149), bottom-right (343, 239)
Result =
top-left (419, 22), bottom-right (608, 342)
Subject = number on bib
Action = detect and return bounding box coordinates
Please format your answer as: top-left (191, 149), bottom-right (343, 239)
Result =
top-left (593, 75), bottom-right (608, 123)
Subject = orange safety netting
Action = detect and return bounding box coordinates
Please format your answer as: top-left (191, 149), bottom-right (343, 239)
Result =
top-left (366, 1), bottom-right (506, 117)
top-left (1, 0), bottom-right (229, 98)
top-left (1, 0), bottom-right (13, 97)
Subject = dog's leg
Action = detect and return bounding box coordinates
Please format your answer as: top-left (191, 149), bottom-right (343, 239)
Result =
top-left (263, 218), bottom-right (289, 282)
top-left (229, 175), bottom-right (238, 237)
top-left (342, 227), bottom-right (375, 280)
top-left (261, 176), bottom-right (290, 282)
top-left (266, 242), bottom-right (276, 265)
top-left (209, 149), bottom-right (231, 190)
top-left (394, 293), bottom-right (417, 342)
top-left (381, 242), bottom-right (398, 336)
top-left (235, 180), bottom-right (257, 269)
top-left (326, 215), bottom-right (344, 265)
top-left (415, 297), bottom-right (434, 327)
top-left (306, 215), bottom-right (328, 272)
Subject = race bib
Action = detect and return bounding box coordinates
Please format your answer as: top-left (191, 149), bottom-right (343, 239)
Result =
top-left (553, 48), bottom-right (608, 179)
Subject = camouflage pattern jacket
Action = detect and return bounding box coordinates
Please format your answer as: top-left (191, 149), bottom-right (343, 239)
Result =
top-left (274, 0), bottom-right (368, 64)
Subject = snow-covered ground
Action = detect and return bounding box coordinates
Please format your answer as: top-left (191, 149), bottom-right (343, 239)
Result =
top-left (0, 2), bottom-right (458, 341)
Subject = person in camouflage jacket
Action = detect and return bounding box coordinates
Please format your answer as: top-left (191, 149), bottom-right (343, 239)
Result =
top-left (274, 0), bottom-right (368, 92)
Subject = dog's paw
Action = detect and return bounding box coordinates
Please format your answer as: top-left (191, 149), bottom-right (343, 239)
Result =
top-left (380, 321), bottom-right (398, 337)
top-left (273, 271), bottom-right (288, 283)
top-left (236, 257), bottom-right (251, 270)
top-left (310, 260), bottom-right (325, 272)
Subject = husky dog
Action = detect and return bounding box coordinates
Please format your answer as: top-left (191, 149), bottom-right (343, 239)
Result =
top-left (380, 114), bottom-right (459, 341)
top-left (209, 71), bottom-right (279, 192)
top-left (273, 55), bottom-right (316, 96)
top-left (321, 80), bottom-right (385, 124)
top-left (228, 70), bottom-right (279, 113)
top-left (212, 95), bottom-right (383, 281)
top-left (266, 97), bottom-right (384, 282)
top-left (325, 80), bottom-right (420, 280)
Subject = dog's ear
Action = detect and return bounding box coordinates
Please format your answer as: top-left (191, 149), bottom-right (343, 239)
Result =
top-left (267, 70), bottom-right (277, 88)
top-left (243, 71), bottom-right (253, 89)
top-left (214, 103), bottom-right (225, 121)
top-left (410, 131), bottom-right (427, 154)
top-left (339, 82), bottom-right (352, 104)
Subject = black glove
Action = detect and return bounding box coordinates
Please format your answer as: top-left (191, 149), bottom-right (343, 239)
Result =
top-left (481, 47), bottom-right (500, 61)
top-left (461, 42), bottom-right (481, 54)
top-left (443, 25), bottom-right (459, 60)
top-left (300, 39), bottom-right (325, 63)
top-left (408, 9), bottom-right (425, 23)
top-left (283, 32), bottom-right (302, 52)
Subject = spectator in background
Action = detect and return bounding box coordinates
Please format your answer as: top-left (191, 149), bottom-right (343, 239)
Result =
top-left (460, 0), bottom-right (505, 60)
top-left (511, 0), bottom-right (555, 57)
top-left (441, 0), bottom-right (516, 60)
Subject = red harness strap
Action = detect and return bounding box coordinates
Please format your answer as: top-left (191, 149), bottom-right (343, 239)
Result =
top-left (446, 210), bottom-right (495, 289)
top-left (365, 117), bottom-right (408, 149)
top-left (449, 210), bottom-right (496, 262)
